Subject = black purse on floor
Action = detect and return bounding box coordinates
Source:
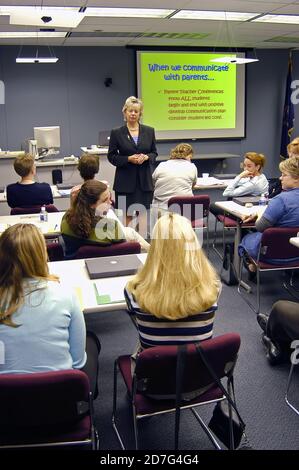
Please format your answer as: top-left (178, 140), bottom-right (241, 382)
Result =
top-left (195, 344), bottom-right (246, 449)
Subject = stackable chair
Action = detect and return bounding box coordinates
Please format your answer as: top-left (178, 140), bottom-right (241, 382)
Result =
top-left (112, 333), bottom-right (241, 450)
top-left (285, 342), bottom-right (299, 417)
top-left (238, 227), bottom-right (299, 314)
top-left (46, 241), bottom-right (64, 261)
top-left (10, 204), bottom-right (59, 215)
top-left (0, 370), bottom-right (99, 449)
top-left (74, 241), bottom-right (141, 259)
top-left (167, 195), bottom-right (210, 253)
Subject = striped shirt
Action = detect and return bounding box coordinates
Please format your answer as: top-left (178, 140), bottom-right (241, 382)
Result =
top-left (124, 288), bottom-right (217, 349)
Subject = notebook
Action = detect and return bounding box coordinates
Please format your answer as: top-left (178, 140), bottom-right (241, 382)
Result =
top-left (233, 196), bottom-right (261, 206)
top-left (98, 130), bottom-right (110, 147)
top-left (85, 254), bottom-right (142, 279)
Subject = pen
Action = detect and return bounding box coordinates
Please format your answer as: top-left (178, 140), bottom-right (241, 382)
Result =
top-left (54, 224), bottom-right (58, 230)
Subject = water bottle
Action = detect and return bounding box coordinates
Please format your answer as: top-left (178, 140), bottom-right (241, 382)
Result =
top-left (39, 205), bottom-right (48, 222)
top-left (258, 193), bottom-right (267, 206)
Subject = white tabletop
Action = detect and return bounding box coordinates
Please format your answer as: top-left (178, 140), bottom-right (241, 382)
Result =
top-left (195, 177), bottom-right (233, 190)
top-left (215, 200), bottom-right (266, 219)
top-left (0, 211), bottom-right (64, 236)
top-left (48, 253), bottom-right (146, 314)
top-left (81, 147), bottom-right (108, 155)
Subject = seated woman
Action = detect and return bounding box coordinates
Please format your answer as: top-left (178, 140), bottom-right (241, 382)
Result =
top-left (152, 143), bottom-right (197, 210)
top-left (239, 157), bottom-right (299, 267)
top-left (222, 152), bottom-right (268, 198)
top-left (257, 301), bottom-right (299, 365)
top-left (0, 224), bottom-right (100, 395)
top-left (6, 153), bottom-right (53, 208)
top-left (125, 213), bottom-right (221, 350)
top-left (70, 153), bottom-right (109, 202)
top-left (209, 152), bottom-right (268, 221)
top-left (61, 179), bottom-right (149, 258)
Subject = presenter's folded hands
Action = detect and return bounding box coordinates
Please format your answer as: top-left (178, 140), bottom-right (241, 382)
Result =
top-left (128, 154), bottom-right (141, 164)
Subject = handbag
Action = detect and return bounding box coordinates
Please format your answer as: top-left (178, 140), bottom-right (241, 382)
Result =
top-left (208, 399), bottom-right (244, 449)
top-left (195, 343), bottom-right (246, 449)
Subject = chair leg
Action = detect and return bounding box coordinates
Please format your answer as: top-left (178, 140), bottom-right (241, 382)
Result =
top-left (191, 408), bottom-right (222, 450)
top-left (283, 271), bottom-right (299, 301)
top-left (285, 349), bottom-right (299, 416)
top-left (212, 217), bottom-right (224, 260)
top-left (237, 257), bottom-right (259, 314)
top-left (112, 360), bottom-right (126, 450)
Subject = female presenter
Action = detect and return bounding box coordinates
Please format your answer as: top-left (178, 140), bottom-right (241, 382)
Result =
top-left (108, 96), bottom-right (157, 236)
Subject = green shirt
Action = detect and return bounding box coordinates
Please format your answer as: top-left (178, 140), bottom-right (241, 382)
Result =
top-left (61, 213), bottom-right (125, 257)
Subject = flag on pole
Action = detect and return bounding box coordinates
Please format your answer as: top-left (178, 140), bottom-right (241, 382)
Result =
top-left (280, 53), bottom-right (295, 159)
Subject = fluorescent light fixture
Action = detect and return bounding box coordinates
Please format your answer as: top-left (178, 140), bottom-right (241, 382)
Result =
top-left (85, 7), bottom-right (174, 18)
top-left (253, 14), bottom-right (299, 25)
top-left (9, 10), bottom-right (84, 28)
top-left (0, 32), bottom-right (66, 38)
top-left (171, 10), bottom-right (258, 21)
top-left (210, 56), bottom-right (259, 64)
top-left (0, 6), bottom-right (79, 15)
top-left (16, 57), bottom-right (58, 63)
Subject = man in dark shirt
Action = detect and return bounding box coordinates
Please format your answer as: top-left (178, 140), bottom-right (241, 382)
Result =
top-left (6, 153), bottom-right (53, 208)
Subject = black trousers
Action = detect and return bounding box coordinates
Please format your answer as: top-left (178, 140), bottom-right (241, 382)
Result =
top-left (81, 331), bottom-right (101, 399)
top-left (267, 300), bottom-right (299, 351)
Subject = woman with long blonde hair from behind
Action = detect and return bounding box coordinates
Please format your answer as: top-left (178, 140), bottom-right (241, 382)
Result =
top-left (125, 213), bottom-right (221, 350)
top-left (0, 224), bottom-right (100, 397)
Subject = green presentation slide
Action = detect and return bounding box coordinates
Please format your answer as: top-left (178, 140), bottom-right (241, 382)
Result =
top-left (138, 51), bottom-right (238, 133)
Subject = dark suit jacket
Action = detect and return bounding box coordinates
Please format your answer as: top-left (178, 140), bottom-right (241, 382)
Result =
top-left (107, 124), bottom-right (158, 193)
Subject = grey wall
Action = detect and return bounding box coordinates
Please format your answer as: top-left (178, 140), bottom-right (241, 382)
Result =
top-left (0, 45), bottom-right (298, 181)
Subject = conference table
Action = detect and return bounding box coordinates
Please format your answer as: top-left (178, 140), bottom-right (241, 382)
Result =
top-left (48, 253), bottom-right (147, 314)
top-left (0, 211), bottom-right (64, 237)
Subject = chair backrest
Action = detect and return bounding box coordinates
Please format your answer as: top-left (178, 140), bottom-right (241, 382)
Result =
top-left (260, 227), bottom-right (299, 260)
top-left (168, 195), bottom-right (210, 221)
top-left (0, 369), bottom-right (91, 446)
top-left (47, 241), bottom-right (64, 261)
top-left (74, 241), bottom-right (141, 259)
top-left (134, 333), bottom-right (240, 399)
top-left (10, 204), bottom-right (59, 215)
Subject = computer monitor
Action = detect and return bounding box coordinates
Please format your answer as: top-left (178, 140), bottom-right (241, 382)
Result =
top-left (34, 126), bottom-right (60, 156)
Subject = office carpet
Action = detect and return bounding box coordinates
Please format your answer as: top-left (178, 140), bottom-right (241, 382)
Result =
top-left (85, 248), bottom-right (299, 451)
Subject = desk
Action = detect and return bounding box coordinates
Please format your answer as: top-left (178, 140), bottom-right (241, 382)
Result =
top-left (157, 153), bottom-right (240, 173)
top-left (215, 201), bottom-right (266, 276)
top-left (289, 237), bottom-right (299, 248)
top-left (48, 253), bottom-right (146, 314)
top-left (194, 177), bottom-right (233, 190)
top-left (0, 211), bottom-right (64, 237)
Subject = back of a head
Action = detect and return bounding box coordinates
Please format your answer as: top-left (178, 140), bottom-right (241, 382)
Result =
top-left (287, 137), bottom-right (299, 158)
top-left (170, 143), bottom-right (193, 160)
top-left (127, 213), bottom-right (219, 319)
top-left (76, 179), bottom-right (107, 207)
top-left (0, 224), bottom-right (48, 285)
top-left (78, 153), bottom-right (99, 180)
top-left (13, 153), bottom-right (34, 177)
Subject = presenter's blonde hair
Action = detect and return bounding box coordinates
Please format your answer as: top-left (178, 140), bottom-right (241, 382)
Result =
top-left (122, 96), bottom-right (143, 119)
top-left (126, 213), bottom-right (219, 320)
